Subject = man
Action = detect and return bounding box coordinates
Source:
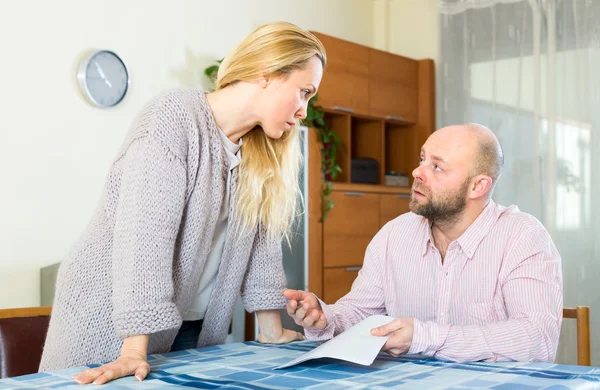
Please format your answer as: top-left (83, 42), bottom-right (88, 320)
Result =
top-left (284, 123), bottom-right (563, 362)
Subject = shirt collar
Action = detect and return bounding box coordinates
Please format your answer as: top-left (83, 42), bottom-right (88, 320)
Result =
top-left (421, 199), bottom-right (502, 258)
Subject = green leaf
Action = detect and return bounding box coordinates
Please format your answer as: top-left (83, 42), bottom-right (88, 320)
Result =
top-left (204, 65), bottom-right (219, 77)
top-left (331, 131), bottom-right (342, 145)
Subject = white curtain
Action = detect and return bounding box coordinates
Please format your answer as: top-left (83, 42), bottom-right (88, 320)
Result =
top-left (439, 0), bottom-right (600, 365)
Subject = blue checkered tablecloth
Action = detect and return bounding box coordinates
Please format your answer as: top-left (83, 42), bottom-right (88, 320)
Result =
top-left (1, 341), bottom-right (599, 389)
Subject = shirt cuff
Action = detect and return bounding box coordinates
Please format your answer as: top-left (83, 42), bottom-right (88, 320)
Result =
top-left (408, 319), bottom-right (450, 357)
top-left (304, 297), bottom-right (336, 341)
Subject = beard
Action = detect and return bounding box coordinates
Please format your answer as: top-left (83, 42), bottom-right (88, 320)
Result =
top-left (409, 178), bottom-right (471, 224)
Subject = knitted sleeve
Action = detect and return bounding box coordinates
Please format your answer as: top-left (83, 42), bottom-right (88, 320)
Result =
top-left (241, 223), bottom-right (288, 312)
top-left (110, 106), bottom-right (188, 338)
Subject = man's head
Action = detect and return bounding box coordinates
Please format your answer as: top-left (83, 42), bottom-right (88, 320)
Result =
top-left (409, 123), bottom-right (504, 224)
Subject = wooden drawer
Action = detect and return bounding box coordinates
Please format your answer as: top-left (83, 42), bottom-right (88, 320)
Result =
top-left (379, 193), bottom-right (411, 227)
top-left (368, 48), bottom-right (418, 122)
top-left (323, 267), bottom-right (361, 304)
top-left (311, 32), bottom-right (370, 115)
top-left (324, 191), bottom-right (380, 267)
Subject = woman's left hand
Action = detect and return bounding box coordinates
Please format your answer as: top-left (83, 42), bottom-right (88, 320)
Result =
top-left (257, 328), bottom-right (305, 344)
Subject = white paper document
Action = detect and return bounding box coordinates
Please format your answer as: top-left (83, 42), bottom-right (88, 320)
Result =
top-left (275, 315), bottom-right (396, 369)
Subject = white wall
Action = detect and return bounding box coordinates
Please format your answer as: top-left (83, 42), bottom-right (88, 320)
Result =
top-left (374, 0), bottom-right (441, 129)
top-left (374, 0), bottom-right (440, 62)
top-left (0, 0), bottom-right (440, 309)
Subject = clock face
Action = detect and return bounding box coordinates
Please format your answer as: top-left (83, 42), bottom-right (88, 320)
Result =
top-left (80, 50), bottom-right (129, 108)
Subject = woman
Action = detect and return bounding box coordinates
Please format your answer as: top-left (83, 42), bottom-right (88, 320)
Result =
top-left (39, 21), bottom-right (326, 385)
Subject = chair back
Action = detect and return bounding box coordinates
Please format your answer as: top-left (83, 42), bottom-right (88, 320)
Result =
top-left (563, 306), bottom-right (591, 366)
top-left (0, 306), bottom-right (51, 378)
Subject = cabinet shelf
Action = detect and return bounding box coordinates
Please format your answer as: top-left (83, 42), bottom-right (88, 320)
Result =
top-left (331, 182), bottom-right (411, 195)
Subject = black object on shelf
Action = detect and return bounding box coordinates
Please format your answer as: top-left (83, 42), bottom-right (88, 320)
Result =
top-left (351, 158), bottom-right (379, 184)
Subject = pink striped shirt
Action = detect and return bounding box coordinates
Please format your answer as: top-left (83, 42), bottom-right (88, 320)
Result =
top-left (307, 200), bottom-right (563, 362)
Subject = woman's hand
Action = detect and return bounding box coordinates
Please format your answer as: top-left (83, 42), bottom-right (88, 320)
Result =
top-left (73, 334), bottom-right (150, 385)
top-left (256, 309), bottom-right (305, 344)
top-left (72, 349), bottom-right (149, 385)
top-left (258, 328), bottom-right (304, 344)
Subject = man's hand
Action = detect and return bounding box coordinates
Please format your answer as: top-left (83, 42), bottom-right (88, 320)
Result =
top-left (371, 317), bottom-right (414, 357)
top-left (283, 289), bottom-right (328, 330)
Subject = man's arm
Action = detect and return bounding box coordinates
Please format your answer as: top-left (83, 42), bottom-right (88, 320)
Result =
top-left (303, 225), bottom-right (390, 340)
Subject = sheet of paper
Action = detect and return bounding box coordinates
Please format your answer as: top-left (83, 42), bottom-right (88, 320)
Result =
top-left (275, 315), bottom-right (396, 369)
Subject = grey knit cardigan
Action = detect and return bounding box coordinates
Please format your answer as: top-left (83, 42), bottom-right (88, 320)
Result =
top-left (39, 89), bottom-right (288, 371)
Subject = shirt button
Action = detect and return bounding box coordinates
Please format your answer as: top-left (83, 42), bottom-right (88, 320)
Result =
top-left (446, 271), bottom-right (449, 276)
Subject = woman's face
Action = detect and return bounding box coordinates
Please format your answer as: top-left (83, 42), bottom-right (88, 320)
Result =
top-left (258, 56), bottom-right (323, 139)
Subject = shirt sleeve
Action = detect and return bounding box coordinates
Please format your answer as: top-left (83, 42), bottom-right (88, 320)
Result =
top-left (305, 225), bottom-right (389, 340)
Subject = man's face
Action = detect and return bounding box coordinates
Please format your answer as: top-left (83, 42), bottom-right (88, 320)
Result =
top-left (409, 127), bottom-right (476, 223)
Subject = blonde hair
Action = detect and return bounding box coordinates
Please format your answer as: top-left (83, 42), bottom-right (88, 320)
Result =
top-left (216, 21), bottom-right (327, 242)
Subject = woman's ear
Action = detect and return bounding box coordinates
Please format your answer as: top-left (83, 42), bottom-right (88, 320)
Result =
top-left (258, 76), bottom-right (270, 88)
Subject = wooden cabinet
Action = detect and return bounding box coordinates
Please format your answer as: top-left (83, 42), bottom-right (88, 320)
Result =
top-left (323, 191), bottom-right (380, 268)
top-left (323, 267), bottom-right (361, 303)
top-left (306, 32), bottom-right (435, 301)
top-left (368, 49), bottom-right (418, 123)
top-left (319, 188), bottom-right (413, 304)
top-left (311, 32), bottom-right (370, 115)
top-left (379, 193), bottom-right (411, 228)
top-left (311, 32), bottom-right (419, 122)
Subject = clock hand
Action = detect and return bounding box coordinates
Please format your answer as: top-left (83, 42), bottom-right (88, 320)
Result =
top-left (94, 60), bottom-right (113, 88)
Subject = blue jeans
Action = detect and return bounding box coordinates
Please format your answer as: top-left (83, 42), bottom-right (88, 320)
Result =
top-left (170, 319), bottom-right (203, 351)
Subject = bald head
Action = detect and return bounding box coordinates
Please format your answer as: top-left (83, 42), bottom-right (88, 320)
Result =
top-left (463, 123), bottom-right (504, 186)
top-left (433, 123), bottom-right (504, 193)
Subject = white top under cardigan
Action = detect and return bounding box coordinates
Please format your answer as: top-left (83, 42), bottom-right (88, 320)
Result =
top-left (184, 130), bottom-right (242, 321)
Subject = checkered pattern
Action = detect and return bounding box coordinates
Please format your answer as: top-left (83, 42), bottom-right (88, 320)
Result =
top-left (1, 341), bottom-right (599, 389)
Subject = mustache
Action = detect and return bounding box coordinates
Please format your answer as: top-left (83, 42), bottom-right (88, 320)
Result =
top-left (412, 184), bottom-right (429, 196)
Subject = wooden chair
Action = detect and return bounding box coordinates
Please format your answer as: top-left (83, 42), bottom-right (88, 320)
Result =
top-left (0, 306), bottom-right (52, 378)
top-left (563, 306), bottom-right (591, 366)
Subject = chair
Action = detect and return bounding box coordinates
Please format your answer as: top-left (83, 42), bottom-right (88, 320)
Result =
top-left (563, 306), bottom-right (591, 366)
top-left (0, 306), bottom-right (51, 378)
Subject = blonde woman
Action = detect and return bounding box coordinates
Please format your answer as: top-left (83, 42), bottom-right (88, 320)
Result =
top-left (39, 21), bottom-right (326, 385)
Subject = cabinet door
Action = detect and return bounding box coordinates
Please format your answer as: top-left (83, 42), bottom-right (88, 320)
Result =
top-left (324, 191), bottom-right (380, 267)
top-left (379, 193), bottom-right (411, 227)
top-left (368, 48), bottom-right (418, 123)
top-left (311, 32), bottom-right (370, 115)
top-left (323, 267), bottom-right (361, 304)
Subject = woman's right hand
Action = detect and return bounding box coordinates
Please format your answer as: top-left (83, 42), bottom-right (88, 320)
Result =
top-left (73, 334), bottom-right (151, 385)
top-left (72, 349), bottom-right (150, 385)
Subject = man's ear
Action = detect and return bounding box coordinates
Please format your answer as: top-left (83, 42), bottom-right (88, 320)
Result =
top-left (470, 175), bottom-right (493, 200)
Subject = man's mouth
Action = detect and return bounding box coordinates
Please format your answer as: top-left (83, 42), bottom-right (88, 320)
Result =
top-left (412, 188), bottom-right (426, 197)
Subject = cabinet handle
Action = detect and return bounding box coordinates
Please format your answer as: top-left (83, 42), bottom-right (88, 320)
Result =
top-left (397, 194), bottom-right (411, 199)
top-left (345, 267), bottom-right (362, 272)
top-left (344, 191), bottom-right (365, 197)
top-left (332, 106), bottom-right (355, 113)
top-left (385, 115), bottom-right (406, 122)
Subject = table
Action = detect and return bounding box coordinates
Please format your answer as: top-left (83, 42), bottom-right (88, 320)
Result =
top-left (1, 341), bottom-right (599, 389)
